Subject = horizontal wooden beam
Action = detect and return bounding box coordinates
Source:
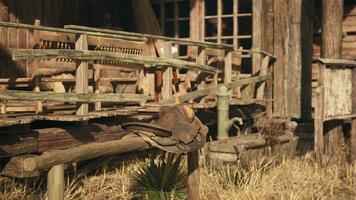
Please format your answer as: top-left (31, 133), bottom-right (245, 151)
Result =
top-left (0, 22), bottom-right (146, 42)
top-left (161, 74), bottom-right (272, 104)
top-left (23, 135), bottom-right (151, 171)
top-left (13, 49), bottom-right (217, 74)
top-left (0, 90), bottom-right (150, 103)
top-left (65, 25), bottom-right (276, 58)
top-left (317, 58), bottom-right (356, 67)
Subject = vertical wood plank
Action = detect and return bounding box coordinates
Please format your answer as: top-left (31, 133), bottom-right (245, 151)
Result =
top-left (187, 150), bottom-right (199, 200)
top-left (75, 34), bottom-right (89, 117)
top-left (273, 0), bottom-right (288, 117)
top-left (287, 0), bottom-right (302, 118)
top-left (252, 0), bottom-right (262, 75)
top-left (233, 0), bottom-right (238, 47)
top-left (315, 63), bottom-right (325, 165)
top-left (351, 67), bottom-right (356, 162)
top-left (33, 20), bottom-right (42, 113)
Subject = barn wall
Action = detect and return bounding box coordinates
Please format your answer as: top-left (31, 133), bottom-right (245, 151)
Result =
top-left (0, 0), bottom-right (135, 77)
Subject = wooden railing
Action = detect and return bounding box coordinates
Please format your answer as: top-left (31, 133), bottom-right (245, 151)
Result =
top-left (0, 21), bottom-right (275, 125)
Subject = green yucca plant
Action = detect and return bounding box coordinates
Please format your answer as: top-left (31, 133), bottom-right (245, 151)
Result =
top-left (130, 153), bottom-right (186, 200)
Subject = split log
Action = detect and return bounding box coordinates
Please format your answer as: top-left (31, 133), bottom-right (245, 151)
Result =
top-left (161, 74), bottom-right (271, 104)
top-left (23, 135), bottom-right (151, 171)
top-left (12, 49), bottom-right (217, 74)
top-left (0, 90), bottom-right (150, 103)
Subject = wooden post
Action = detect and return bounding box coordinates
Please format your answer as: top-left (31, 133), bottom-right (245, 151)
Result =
top-left (75, 34), bottom-right (89, 121)
top-left (33, 19), bottom-right (42, 113)
top-left (162, 43), bottom-right (173, 100)
top-left (314, 63), bottom-right (325, 165)
top-left (224, 51), bottom-right (232, 97)
top-left (287, 0), bottom-right (302, 118)
top-left (321, 0), bottom-right (344, 155)
top-left (273, 0), bottom-right (288, 117)
top-left (351, 67), bottom-right (356, 162)
top-left (47, 164), bottom-right (64, 200)
top-left (187, 150), bottom-right (199, 200)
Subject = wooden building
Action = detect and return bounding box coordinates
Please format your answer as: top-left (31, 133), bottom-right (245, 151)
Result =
top-left (0, 0), bottom-right (355, 199)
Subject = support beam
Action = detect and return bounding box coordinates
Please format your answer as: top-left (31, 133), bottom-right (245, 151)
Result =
top-left (287, 0), bottom-right (302, 118)
top-left (273, 0), bottom-right (288, 117)
top-left (47, 164), bottom-right (64, 200)
top-left (321, 0), bottom-right (344, 155)
top-left (75, 35), bottom-right (89, 118)
top-left (23, 135), bottom-right (151, 171)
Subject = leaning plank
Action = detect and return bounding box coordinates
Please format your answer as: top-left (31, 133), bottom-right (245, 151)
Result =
top-left (0, 90), bottom-right (150, 103)
top-left (13, 49), bottom-right (217, 74)
top-left (161, 75), bottom-right (272, 104)
top-left (23, 135), bottom-right (151, 171)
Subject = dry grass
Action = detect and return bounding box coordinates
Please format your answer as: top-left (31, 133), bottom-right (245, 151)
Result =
top-left (0, 155), bottom-right (355, 200)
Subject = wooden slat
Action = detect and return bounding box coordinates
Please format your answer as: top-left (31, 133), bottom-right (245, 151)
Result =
top-left (13, 49), bottom-right (218, 74)
top-left (161, 74), bottom-right (271, 104)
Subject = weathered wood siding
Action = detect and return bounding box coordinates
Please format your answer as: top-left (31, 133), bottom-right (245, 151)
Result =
top-left (312, 3), bottom-right (356, 107)
top-left (324, 67), bottom-right (353, 117)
